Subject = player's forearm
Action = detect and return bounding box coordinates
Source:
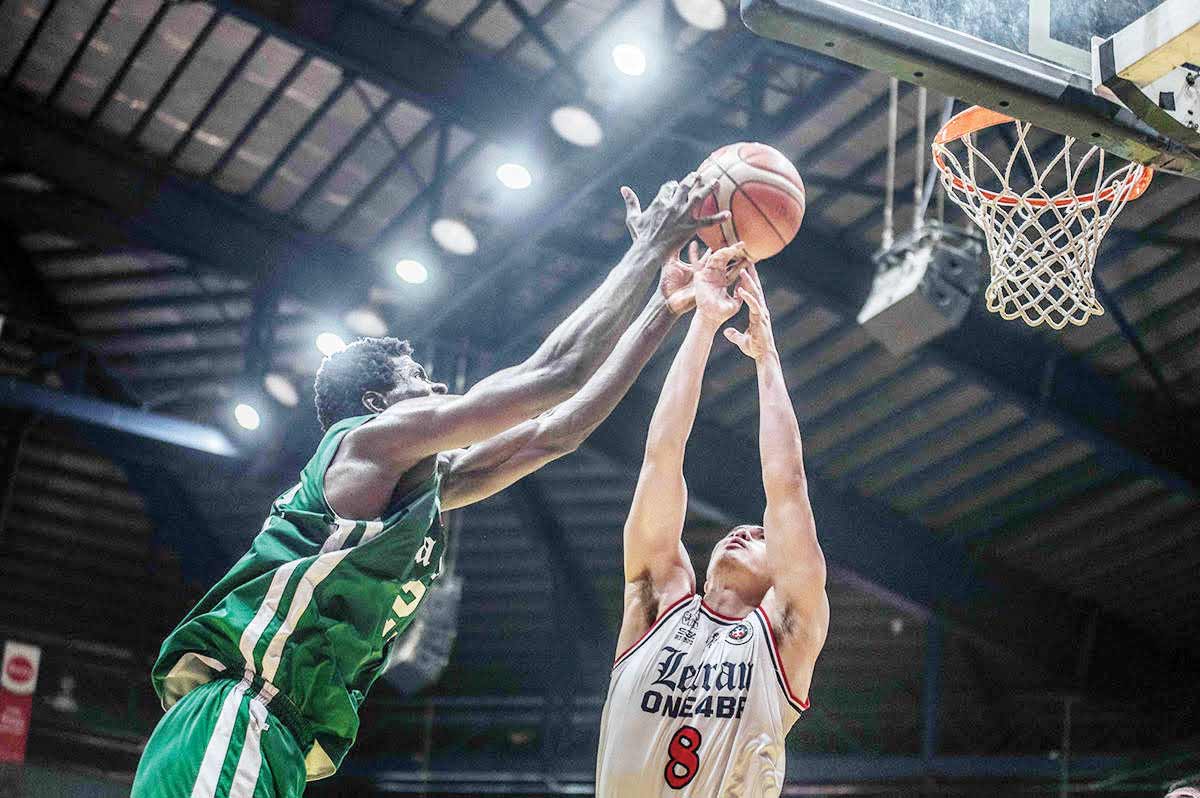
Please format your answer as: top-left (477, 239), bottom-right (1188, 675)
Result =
top-left (756, 352), bottom-right (807, 497)
top-left (533, 292), bottom-right (679, 451)
top-left (521, 240), bottom-right (672, 398)
top-left (643, 313), bottom-right (719, 462)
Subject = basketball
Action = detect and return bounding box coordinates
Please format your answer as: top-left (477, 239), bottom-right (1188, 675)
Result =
top-left (693, 142), bottom-right (806, 262)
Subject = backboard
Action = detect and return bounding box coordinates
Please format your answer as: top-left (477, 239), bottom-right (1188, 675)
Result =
top-left (742, 0), bottom-right (1200, 178)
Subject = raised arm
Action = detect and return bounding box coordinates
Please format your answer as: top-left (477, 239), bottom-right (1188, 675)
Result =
top-left (440, 244), bottom-right (748, 513)
top-left (618, 245), bottom-right (748, 636)
top-left (727, 266), bottom-right (828, 677)
top-left (347, 176), bottom-right (728, 468)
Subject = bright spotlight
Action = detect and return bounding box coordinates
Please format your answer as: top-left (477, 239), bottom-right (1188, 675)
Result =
top-left (551, 106), bottom-right (603, 147)
top-left (316, 332), bottom-right (347, 357)
top-left (430, 218), bottom-right (478, 255)
top-left (263, 372), bottom-right (300, 408)
top-left (394, 258), bottom-right (429, 284)
top-left (672, 0), bottom-right (727, 30)
top-left (496, 162), bottom-right (532, 190)
top-left (612, 43), bottom-right (646, 76)
top-left (234, 403), bottom-right (261, 431)
top-left (344, 307), bottom-right (388, 337)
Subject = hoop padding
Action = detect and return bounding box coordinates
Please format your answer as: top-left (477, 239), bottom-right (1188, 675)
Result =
top-left (932, 107), bottom-right (1153, 329)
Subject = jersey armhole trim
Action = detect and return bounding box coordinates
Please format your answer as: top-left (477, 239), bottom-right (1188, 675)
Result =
top-left (317, 415), bottom-right (376, 521)
top-left (613, 593), bottom-right (695, 669)
top-left (754, 607), bottom-right (810, 712)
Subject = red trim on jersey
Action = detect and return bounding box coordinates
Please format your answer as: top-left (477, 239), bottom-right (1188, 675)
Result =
top-left (613, 593), bottom-right (695, 668)
top-left (698, 599), bottom-right (749, 622)
top-left (756, 607), bottom-right (811, 711)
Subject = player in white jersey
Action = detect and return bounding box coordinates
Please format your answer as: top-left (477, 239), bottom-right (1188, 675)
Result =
top-left (596, 260), bottom-right (829, 798)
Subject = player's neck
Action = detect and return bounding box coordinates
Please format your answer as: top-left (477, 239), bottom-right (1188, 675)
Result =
top-left (701, 582), bottom-right (758, 620)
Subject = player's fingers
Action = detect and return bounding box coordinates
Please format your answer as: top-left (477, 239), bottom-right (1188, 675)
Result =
top-left (747, 262), bottom-right (765, 296)
top-left (704, 242), bottom-right (736, 268)
top-left (621, 186), bottom-right (641, 221)
top-left (692, 210), bottom-right (730, 228)
top-left (687, 240), bottom-right (701, 264)
top-left (679, 170), bottom-right (700, 193)
top-left (724, 327), bottom-right (749, 353)
top-left (723, 256), bottom-right (750, 285)
top-left (687, 178), bottom-right (720, 210)
top-left (657, 180), bottom-right (678, 203)
top-left (737, 286), bottom-right (764, 318)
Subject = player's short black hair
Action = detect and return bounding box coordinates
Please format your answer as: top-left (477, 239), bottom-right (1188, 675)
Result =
top-left (313, 336), bottom-right (414, 431)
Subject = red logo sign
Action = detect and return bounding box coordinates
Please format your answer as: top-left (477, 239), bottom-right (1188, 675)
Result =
top-left (4, 657), bottom-right (33, 685)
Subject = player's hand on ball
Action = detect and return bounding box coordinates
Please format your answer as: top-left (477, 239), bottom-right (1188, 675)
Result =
top-left (724, 264), bottom-right (777, 361)
top-left (694, 242), bottom-right (751, 325)
top-left (621, 172), bottom-right (730, 254)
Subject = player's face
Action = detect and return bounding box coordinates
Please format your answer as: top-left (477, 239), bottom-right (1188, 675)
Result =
top-left (708, 524), bottom-right (770, 589)
top-left (384, 355), bottom-right (448, 404)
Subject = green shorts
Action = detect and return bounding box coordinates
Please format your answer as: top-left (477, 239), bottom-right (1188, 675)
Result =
top-left (132, 676), bottom-right (306, 798)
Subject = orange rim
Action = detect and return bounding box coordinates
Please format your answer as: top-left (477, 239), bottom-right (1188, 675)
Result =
top-left (932, 106), bottom-right (1154, 207)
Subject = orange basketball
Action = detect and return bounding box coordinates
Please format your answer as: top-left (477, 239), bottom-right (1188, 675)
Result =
top-left (693, 142), bottom-right (806, 262)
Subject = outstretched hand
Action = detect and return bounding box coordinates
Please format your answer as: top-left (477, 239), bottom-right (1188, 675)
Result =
top-left (659, 241), bottom-right (750, 316)
top-left (694, 242), bottom-right (750, 325)
top-left (724, 264), bottom-right (777, 361)
top-left (622, 172), bottom-right (729, 255)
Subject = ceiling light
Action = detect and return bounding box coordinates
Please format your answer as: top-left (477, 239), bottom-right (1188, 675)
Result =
top-left (672, 0), bottom-right (727, 30)
top-left (263, 372), bottom-right (299, 408)
top-left (234, 403), bottom-right (261, 431)
top-left (612, 43), bottom-right (647, 76)
top-left (496, 162), bottom-right (532, 190)
top-left (394, 258), bottom-right (429, 284)
top-left (316, 332), bottom-right (347, 357)
top-left (430, 218), bottom-right (478, 255)
top-left (344, 307), bottom-right (388, 337)
top-left (550, 105), bottom-right (603, 147)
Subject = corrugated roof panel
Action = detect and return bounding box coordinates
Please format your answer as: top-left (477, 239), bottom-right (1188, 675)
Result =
top-left (173, 35), bottom-right (303, 175)
top-left (423, 0), bottom-right (479, 29)
top-left (10, 0), bottom-right (107, 97)
top-left (135, 15), bottom-right (261, 156)
top-left (214, 57), bottom-right (344, 194)
top-left (888, 420), bottom-right (1057, 510)
top-left (805, 364), bottom-right (955, 457)
top-left (922, 439), bottom-right (1094, 528)
top-left (466, 2), bottom-right (523, 52)
top-left (255, 77), bottom-right (365, 212)
top-left (94, 2), bottom-right (218, 136)
top-left (53, 0), bottom-right (162, 118)
top-left (823, 383), bottom-right (993, 478)
top-left (298, 116), bottom-right (397, 231)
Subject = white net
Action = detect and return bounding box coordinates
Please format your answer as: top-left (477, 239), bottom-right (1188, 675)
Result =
top-left (932, 109), bottom-right (1152, 329)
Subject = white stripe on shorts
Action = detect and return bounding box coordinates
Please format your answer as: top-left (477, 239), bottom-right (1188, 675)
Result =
top-left (227, 690), bottom-right (270, 798)
top-left (190, 679), bottom-right (250, 798)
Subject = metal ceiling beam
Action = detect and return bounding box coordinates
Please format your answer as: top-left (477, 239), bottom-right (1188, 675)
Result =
top-left (219, 0), bottom-right (555, 138)
top-left (0, 378), bottom-right (238, 457)
top-left (0, 98), bottom-right (376, 311)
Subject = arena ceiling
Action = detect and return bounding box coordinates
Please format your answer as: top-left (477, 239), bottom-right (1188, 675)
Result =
top-left (1, 0), bottom-right (1199, 795)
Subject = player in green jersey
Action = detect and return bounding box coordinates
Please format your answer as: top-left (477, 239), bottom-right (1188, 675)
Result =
top-left (132, 174), bottom-right (749, 798)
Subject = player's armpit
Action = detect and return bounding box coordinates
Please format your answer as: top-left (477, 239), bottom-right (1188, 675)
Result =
top-left (614, 563), bottom-right (694, 661)
top-left (437, 420), bottom-right (570, 512)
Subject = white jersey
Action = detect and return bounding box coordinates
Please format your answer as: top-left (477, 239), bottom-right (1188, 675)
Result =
top-left (595, 594), bottom-right (808, 798)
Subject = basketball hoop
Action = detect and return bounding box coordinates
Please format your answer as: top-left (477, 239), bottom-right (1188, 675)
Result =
top-left (932, 106), bottom-right (1153, 329)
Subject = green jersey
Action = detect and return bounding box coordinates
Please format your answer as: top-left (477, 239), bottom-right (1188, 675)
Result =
top-left (152, 414), bottom-right (447, 780)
